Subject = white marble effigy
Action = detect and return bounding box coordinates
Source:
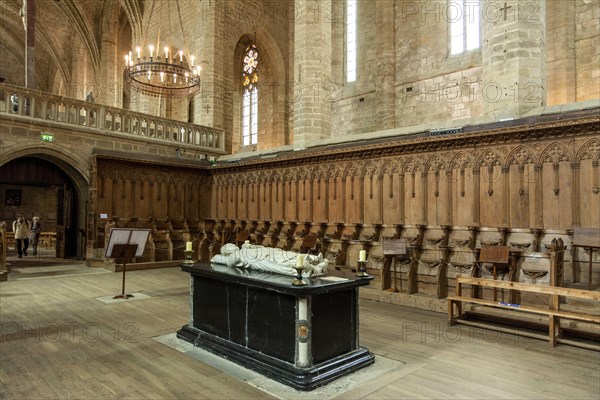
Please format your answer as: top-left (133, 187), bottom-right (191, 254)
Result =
top-left (211, 243), bottom-right (328, 277)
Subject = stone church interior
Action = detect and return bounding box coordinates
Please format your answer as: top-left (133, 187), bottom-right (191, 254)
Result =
top-left (1, 0), bottom-right (599, 398)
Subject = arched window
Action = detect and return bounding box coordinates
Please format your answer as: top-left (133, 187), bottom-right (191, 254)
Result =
top-left (346, 0), bottom-right (357, 83)
top-left (450, 0), bottom-right (480, 55)
top-left (242, 44), bottom-right (259, 146)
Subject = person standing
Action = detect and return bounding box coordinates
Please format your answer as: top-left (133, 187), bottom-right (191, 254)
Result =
top-left (30, 216), bottom-right (42, 256)
top-left (13, 213), bottom-right (30, 258)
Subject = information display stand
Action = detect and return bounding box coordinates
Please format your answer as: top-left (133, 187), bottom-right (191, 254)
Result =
top-left (105, 228), bottom-right (150, 299)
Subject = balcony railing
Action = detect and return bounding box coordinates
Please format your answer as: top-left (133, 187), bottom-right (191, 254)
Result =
top-left (0, 83), bottom-right (224, 153)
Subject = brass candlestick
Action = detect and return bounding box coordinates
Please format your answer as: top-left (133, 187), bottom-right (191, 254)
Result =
top-left (292, 264), bottom-right (306, 286)
top-left (356, 260), bottom-right (369, 277)
top-left (183, 249), bottom-right (194, 264)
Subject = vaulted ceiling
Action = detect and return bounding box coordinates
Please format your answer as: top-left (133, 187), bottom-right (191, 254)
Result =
top-left (0, 0), bottom-right (141, 91)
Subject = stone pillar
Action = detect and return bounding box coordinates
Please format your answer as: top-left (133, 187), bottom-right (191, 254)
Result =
top-left (546, 0), bottom-right (575, 105)
top-left (293, 0), bottom-right (332, 147)
top-left (575, 0), bottom-right (600, 101)
top-left (481, 0), bottom-right (546, 120)
top-left (24, 0), bottom-right (35, 89)
top-left (98, 3), bottom-right (121, 108)
top-left (70, 38), bottom-right (91, 100)
top-left (375, 0), bottom-right (395, 130)
top-left (193, 1), bottom-right (218, 130)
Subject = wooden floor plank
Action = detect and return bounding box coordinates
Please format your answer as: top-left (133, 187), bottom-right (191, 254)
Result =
top-left (1, 264), bottom-right (599, 399)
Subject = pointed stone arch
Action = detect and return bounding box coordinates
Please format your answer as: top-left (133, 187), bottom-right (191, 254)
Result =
top-left (230, 27), bottom-right (287, 153)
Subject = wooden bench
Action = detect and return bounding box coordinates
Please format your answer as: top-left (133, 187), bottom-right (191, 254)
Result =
top-left (448, 276), bottom-right (600, 348)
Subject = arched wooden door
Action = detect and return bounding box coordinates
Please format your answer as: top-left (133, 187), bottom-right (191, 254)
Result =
top-left (56, 184), bottom-right (78, 258)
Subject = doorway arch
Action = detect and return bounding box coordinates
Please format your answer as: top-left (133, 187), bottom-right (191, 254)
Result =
top-left (0, 148), bottom-right (89, 259)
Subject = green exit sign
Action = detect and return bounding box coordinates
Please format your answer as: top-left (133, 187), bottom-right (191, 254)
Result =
top-left (40, 132), bottom-right (54, 142)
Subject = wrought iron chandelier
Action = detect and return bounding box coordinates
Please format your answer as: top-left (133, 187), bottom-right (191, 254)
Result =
top-left (123, 0), bottom-right (200, 97)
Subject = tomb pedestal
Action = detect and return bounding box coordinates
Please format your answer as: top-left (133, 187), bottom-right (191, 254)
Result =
top-left (177, 262), bottom-right (374, 391)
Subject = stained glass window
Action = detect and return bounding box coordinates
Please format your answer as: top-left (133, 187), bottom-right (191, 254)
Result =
top-left (242, 44), bottom-right (258, 146)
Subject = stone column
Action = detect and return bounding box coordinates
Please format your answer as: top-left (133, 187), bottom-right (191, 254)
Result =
top-left (24, 0), bottom-right (35, 89)
top-left (293, 0), bottom-right (332, 147)
top-left (193, 1), bottom-right (219, 130)
top-left (546, 0), bottom-right (576, 105)
top-left (375, 0), bottom-right (395, 130)
top-left (98, 4), bottom-right (121, 107)
top-left (481, 0), bottom-right (546, 120)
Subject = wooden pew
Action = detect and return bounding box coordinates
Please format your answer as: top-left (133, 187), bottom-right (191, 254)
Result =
top-left (448, 276), bottom-right (600, 348)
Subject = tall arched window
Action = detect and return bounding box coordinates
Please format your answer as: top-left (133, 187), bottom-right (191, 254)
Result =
top-left (242, 44), bottom-right (259, 146)
top-left (346, 0), bottom-right (357, 83)
top-left (450, 0), bottom-right (480, 55)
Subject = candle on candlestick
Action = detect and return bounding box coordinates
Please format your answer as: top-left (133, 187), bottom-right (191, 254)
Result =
top-left (296, 255), bottom-right (304, 267)
top-left (359, 250), bottom-right (366, 262)
top-left (186, 241), bottom-right (192, 252)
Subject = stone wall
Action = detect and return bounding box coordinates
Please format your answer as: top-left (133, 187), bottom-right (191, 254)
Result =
top-left (2, 1), bottom-right (598, 154)
top-left (575, 0), bottom-right (600, 102)
top-left (329, 1), bottom-right (597, 135)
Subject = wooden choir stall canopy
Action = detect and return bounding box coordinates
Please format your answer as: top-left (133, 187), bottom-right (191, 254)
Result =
top-left (177, 262), bottom-right (375, 391)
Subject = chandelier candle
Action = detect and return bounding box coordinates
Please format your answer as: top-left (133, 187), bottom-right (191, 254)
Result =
top-left (123, 0), bottom-right (200, 97)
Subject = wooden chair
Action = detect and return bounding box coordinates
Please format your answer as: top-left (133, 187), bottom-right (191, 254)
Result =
top-left (235, 230), bottom-right (250, 246)
top-left (300, 233), bottom-right (318, 254)
top-left (382, 239), bottom-right (409, 292)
